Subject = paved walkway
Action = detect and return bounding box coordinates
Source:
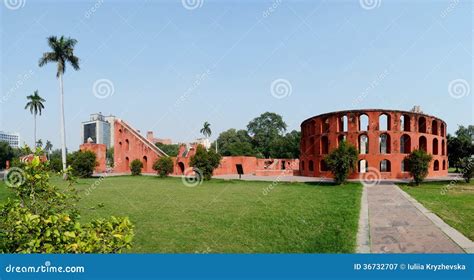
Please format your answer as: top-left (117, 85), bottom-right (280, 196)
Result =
top-left (363, 183), bottom-right (465, 253)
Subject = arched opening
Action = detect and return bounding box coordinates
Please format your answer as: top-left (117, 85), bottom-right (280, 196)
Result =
top-left (143, 156), bottom-right (148, 171)
top-left (400, 114), bottom-right (411, 131)
top-left (119, 128), bottom-right (123, 133)
top-left (379, 113), bottom-right (390, 131)
top-left (125, 139), bottom-right (130, 151)
top-left (358, 159), bottom-right (368, 173)
top-left (321, 118), bottom-right (330, 133)
top-left (443, 160), bottom-right (446, 170)
top-left (359, 114), bottom-right (369, 131)
top-left (309, 160), bottom-right (314, 172)
top-left (434, 160), bottom-right (439, 171)
top-left (419, 136), bottom-right (427, 152)
top-left (400, 134), bottom-right (411, 154)
top-left (418, 117), bottom-right (426, 133)
top-left (379, 133), bottom-right (391, 154)
top-left (125, 157), bottom-right (130, 170)
top-left (441, 139), bottom-right (445, 155)
top-left (359, 134), bottom-right (369, 154)
top-left (431, 120), bottom-right (438, 135)
top-left (178, 162), bottom-right (185, 174)
top-left (320, 160), bottom-right (328, 172)
top-left (432, 138), bottom-right (439, 155)
top-left (401, 159), bottom-right (409, 172)
top-left (338, 134), bottom-right (346, 147)
top-left (380, 159), bottom-right (391, 172)
top-left (440, 123), bottom-right (445, 137)
top-left (321, 136), bottom-right (329, 154)
top-left (338, 115), bottom-right (348, 132)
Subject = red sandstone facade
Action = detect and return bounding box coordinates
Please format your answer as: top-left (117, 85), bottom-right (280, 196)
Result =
top-left (80, 143), bottom-right (107, 173)
top-left (299, 109), bottom-right (448, 179)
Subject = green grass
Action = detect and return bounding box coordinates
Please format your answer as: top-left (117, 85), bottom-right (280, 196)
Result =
top-left (400, 181), bottom-right (474, 241)
top-left (0, 175), bottom-right (362, 253)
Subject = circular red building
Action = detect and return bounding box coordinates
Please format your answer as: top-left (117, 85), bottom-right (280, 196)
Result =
top-left (299, 109), bottom-right (448, 179)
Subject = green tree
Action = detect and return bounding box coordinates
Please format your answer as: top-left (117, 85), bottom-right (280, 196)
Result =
top-left (49, 149), bottom-right (63, 172)
top-left (324, 141), bottom-right (359, 185)
top-left (130, 159), bottom-right (143, 176)
top-left (405, 149), bottom-right (433, 186)
top-left (190, 145), bottom-right (222, 180)
top-left (106, 147), bottom-right (114, 167)
top-left (269, 130), bottom-right (301, 158)
top-left (36, 139), bottom-right (43, 149)
top-left (0, 141), bottom-right (15, 169)
top-left (210, 129), bottom-right (256, 156)
top-left (68, 150), bottom-right (97, 178)
top-left (39, 36), bottom-right (80, 177)
top-left (448, 125), bottom-right (474, 171)
top-left (200, 121), bottom-right (212, 139)
top-left (153, 157), bottom-right (174, 178)
top-left (247, 112), bottom-right (287, 158)
top-left (155, 143), bottom-right (180, 157)
top-left (44, 140), bottom-right (53, 159)
top-left (24, 90), bottom-right (46, 147)
top-left (460, 157), bottom-right (474, 183)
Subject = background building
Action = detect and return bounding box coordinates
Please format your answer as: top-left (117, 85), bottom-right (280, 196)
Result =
top-left (146, 131), bottom-right (172, 145)
top-left (81, 113), bottom-right (115, 148)
top-left (0, 131), bottom-right (20, 148)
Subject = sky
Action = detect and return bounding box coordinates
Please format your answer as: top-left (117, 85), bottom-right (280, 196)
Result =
top-left (1, 0), bottom-right (472, 151)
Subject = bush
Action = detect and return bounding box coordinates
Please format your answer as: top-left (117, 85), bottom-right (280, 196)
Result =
top-left (68, 150), bottom-right (97, 178)
top-left (153, 157), bottom-right (174, 178)
top-left (48, 150), bottom-right (63, 172)
top-left (0, 141), bottom-right (15, 169)
top-left (190, 145), bottom-right (222, 180)
top-left (461, 157), bottom-right (474, 183)
top-left (405, 149), bottom-right (433, 185)
top-left (324, 141), bottom-right (359, 185)
top-left (130, 159), bottom-right (143, 176)
top-left (0, 156), bottom-right (134, 253)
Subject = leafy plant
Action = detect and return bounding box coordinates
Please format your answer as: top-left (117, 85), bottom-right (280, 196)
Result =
top-left (461, 157), bottom-right (474, 183)
top-left (324, 141), bottom-right (359, 185)
top-left (153, 157), bottom-right (174, 178)
top-left (190, 145), bottom-right (222, 180)
top-left (130, 159), bottom-right (143, 176)
top-left (405, 149), bottom-right (433, 186)
top-left (68, 150), bottom-right (97, 178)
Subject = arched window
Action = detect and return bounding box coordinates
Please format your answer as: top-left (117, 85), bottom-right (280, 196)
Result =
top-left (359, 135), bottom-right (369, 154)
top-left (338, 135), bottom-right (346, 147)
top-left (380, 160), bottom-right (391, 172)
top-left (401, 159), bottom-right (409, 172)
top-left (143, 156), bottom-right (148, 170)
top-left (320, 160), bottom-right (329, 172)
top-left (379, 133), bottom-right (391, 154)
top-left (321, 118), bottom-right (330, 133)
top-left (358, 159), bottom-right (368, 173)
top-left (359, 114), bottom-right (369, 131)
top-left (309, 160), bottom-right (314, 172)
top-left (400, 134), bottom-right (411, 154)
top-left (321, 136), bottom-right (329, 154)
top-left (400, 114), bottom-right (411, 131)
top-left (379, 113), bottom-right (390, 131)
top-left (119, 128), bottom-right (123, 133)
top-left (125, 157), bottom-right (130, 170)
top-left (441, 139), bottom-right (445, 155)
top-left (443, 160), bottom-right (446, 170)
top-left (440, 123), bottom-right (445, 137)
top-left (338, 115), bottom-right (348, 132)
top-left (432, 138), bottom-right (439, 155)
top-left (418, 117), bottom-right (426, 133)
top-left (419, 136), bottom-right (427, 152)
top-left (434, 160), bottom-right (439, 171)
top-left (431, 120), bottom-right (438, 135)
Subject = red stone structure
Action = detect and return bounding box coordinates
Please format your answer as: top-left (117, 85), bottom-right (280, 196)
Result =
top-left (299, 109), bottom-right (448, 179)
top-left (80, 143), bottom-right (107, 173)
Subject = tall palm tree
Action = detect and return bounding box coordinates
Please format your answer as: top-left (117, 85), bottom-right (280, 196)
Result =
top-left (200, 121), bottom-right (212, 138)
top-left (24, 90), bottom-right (45, 147)
top-left (39, 35), bottom-right (80, 175)
top-left (45, 140), bottom-right (53, 159)
top-left (36, 139), bottom-right (43, 149)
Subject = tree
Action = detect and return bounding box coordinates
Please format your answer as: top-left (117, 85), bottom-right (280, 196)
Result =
top-left (155, 143), bottom-right (180, 157)
top-left (130, 159), bottom-right (143, 176)
top-left (190, 145), bottom-right (222, 180)
top-left (39, 35), bottom-right (80, 177)
top-left (153, 157), bottom-right (174, 178)
top-left (405, 149), bottom-right (433, 186)
top-left (448, 125), bottom-right (474, 172)
top-left (106, 147), bottom-right (114, 167)
top-left (460, 157), bottom-right (474, 183)
top-left (200, 121), bottom-right (212, 139)
top-left (247, 112), bottom-right (287, 158)
top-left (36, 139), bottom-right (43, 149)
top-left (324, 141), bottom-right (359, 185)
top-left (269, 130), bottom-right (301, 158)
top-left (45, 140), bottom-right (53, 159)
top-left (24, 90), bottom-right (45, 147)
top-left (68, 150), bottom-right (97, 178)
top-left (0, 141), bottom-right (15, 169)
top-left (210, 129), bottom-right (256, 156)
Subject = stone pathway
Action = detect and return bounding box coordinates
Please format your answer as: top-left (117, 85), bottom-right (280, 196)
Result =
top-left (363, 182), bottom-right (465, 253)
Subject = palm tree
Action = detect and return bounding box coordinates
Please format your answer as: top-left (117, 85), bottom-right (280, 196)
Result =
top-left (45, 140), bottom-right (53, 159)
top-left (200, 121), bottom-right (212, 138)
top-left (39, 35), bottom-right (80, 175)
top-left (24, 90), bottom-right (45, 147)
top-left (36, 139), bottom-right (43, 149)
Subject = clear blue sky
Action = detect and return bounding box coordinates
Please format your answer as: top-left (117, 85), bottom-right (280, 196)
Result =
top-left (1, 0), bottom-right (472, 151)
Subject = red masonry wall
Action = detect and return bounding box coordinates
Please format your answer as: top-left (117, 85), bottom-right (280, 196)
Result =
top-left (80, 143), bottom-right (107, 173)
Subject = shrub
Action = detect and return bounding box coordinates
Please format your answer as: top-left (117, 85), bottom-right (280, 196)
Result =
top-left (190, 145), bottom-right (222, 180)
top-left (153, 157), bottom-right (174, 178)
top-left (405, 149), bottom-right (433, 186)
top-left (324, 141), bottom-right (359, 185)
top-left (68, 150), bottom-right (97, 178)
top-left (461, 157), bottom-right (474, 183)
top-left (48, 150), bottom-right (63, 172)
top-left (130, 159), bottom-right (143, 176)
top-left (0, 156), bottom-right (134, 253)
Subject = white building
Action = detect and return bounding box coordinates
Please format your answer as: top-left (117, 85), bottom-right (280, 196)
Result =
top-left (0, 131), bottom-right (20, 148)
top-left (81, 113), bottom-right (116, 148)
top-left (195, 138), bottom-right (211, 149)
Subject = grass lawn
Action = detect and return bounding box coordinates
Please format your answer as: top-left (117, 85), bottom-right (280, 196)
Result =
top-left (0, 175), bottom-right (362, 253)
top-left (400, 181), bottom-right (474, 241)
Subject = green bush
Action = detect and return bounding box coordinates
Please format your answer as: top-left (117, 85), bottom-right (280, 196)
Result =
top-left (0, 156), bottom-right (134, 253)
top-left (405, 149), bottom-right (433, 185)
top-left (68, 150), bottom-right (97, 178)
top-left (190, 145), bottom-right (222, 180)
top-left (153, 157), bottom-right (174, 178)
top-left (461, 157), bottom-right (474, 183)
top-left (130, 159), bottom-right (143, 176)
top-left (0, 141), bottom-right (15, 169)
top-left (324, 141), bottom-right (359, 185)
